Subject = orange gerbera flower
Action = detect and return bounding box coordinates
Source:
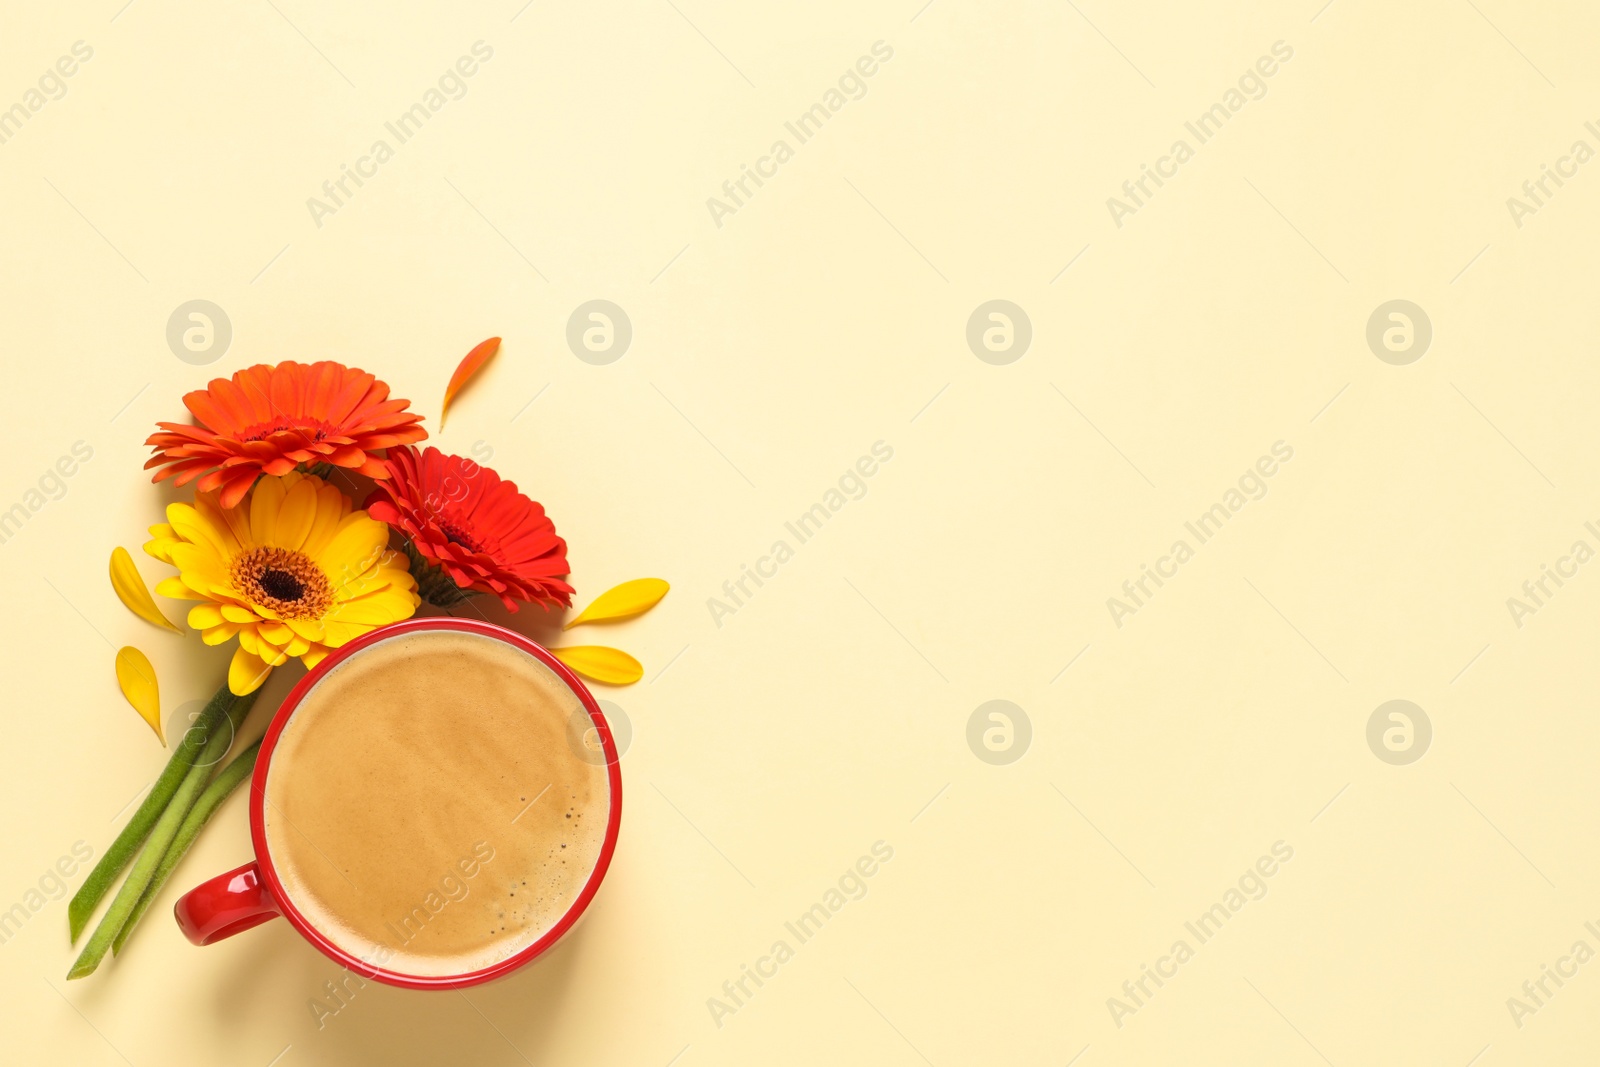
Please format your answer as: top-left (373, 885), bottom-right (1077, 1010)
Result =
top-left (144, 361), bottom-right (427, 509)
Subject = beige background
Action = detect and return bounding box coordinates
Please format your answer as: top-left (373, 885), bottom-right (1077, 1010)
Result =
top-left (1, 0), bottom-right (1596, 1063)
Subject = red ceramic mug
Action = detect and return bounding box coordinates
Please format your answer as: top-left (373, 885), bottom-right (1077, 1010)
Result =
top-left (173, 617), bottom-right (623, 989)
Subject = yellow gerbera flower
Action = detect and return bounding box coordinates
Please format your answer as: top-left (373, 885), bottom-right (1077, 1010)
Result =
top-left (145, 470), bottom-right (420, 694)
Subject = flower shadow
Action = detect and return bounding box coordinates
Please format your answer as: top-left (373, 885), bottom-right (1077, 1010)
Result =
top-left (419, 595), bottom-right (568, 653)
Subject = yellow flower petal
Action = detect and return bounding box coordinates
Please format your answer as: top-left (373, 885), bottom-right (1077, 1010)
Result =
top-left (114, 647), bottom-right (164, 745)
top-left (325, 567), bottom-right (392, 601)
top-left (207, 493), bottom-right (254, 552)
top-left (322, 620), bottom-right (370, 647)
top-left (319, 516), bottom-right (388, 579)
top-left (324, 592), bottom-right (414, 625)
top-left (258, 622), bottom-right (293, 646)
top-left (285, 618), bottom-right (326, 643)
top-left (300, 484), bottom-right (344, 557)
top-left (155, 576), bottom-right (208, 601)
top-left (144, 523), bottom-right (179, 563)
top-left (221, 604), bottom-right (257, 625)
top-left (110, 548), bottom-right (180, 632)
top-left (201, 622), bottom-right (242, 646)
top-left (178, 573), bottom-right (215, 599)
top-left (249, 474), bottom-right (287, 547)
top-left (275, 475), bottom-right (319, 552)
top-left (187, 604), bottom-right (225, 629)
top-left (170, 502), bottom-right (238, 562)
top-left (168, 542), bottom-right (230, 589)
top-left (139, 474), bottom-right (420, 686)
top-left (228, 647), bottom-right (272, 695)
top-left (563, 578), bottom-right (670, 630)
top-left (551, 646), bottom-right (643, 686)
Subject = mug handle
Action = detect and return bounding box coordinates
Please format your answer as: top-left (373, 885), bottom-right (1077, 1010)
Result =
top-left (173, 861), bottom-right (282, 945)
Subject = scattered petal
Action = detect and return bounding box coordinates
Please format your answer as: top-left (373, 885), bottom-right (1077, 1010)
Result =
top-left (439, 336), bottom-right (501, 429)
top-left (114, 647), bottom-right (164, 745)
top-left (110, 547), bottom-right (180, 632)
top-left (564, 578), bottom-right (669, 630)
top-left (552, 646), bottom-right (643, 686)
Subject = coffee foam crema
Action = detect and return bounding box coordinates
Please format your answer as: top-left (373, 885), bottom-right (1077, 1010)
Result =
top-left (263, 629), bottom-right (612, 977)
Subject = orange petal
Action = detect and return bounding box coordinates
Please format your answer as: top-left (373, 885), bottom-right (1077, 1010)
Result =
top-left (439, 336), bottom-right (501, 429)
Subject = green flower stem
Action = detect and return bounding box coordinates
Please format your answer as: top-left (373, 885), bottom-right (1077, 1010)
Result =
top-left (67, 689), bottom-right (258, 979)
top-left (112, 737), bottom-right (262, 956)
top-left (68, 682), bottom-right (241, 943)
top-left (403, 539), bottom-right (479, 607)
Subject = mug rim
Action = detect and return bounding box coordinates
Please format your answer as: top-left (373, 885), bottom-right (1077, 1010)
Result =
top-left (247, 616), bottom-right (624, 990)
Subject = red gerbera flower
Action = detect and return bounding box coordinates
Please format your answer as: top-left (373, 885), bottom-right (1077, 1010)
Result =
top-left (364, 446), bottom-right (573, 612)
top-left (145, 361), bottom-right (428, 508)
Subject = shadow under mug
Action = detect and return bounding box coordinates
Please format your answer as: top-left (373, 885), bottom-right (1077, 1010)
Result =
top-left (172, 617), bottom-right (624, 989)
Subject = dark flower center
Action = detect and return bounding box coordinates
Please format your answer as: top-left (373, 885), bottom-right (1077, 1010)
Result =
top-left (240, 420), bottom-right (331, 443)
top-left (258, 568), bottom-right (305, 602)
top-left (438, 520), bottom-right (480, 552)
top-left (231, 547), bottom-right (334, 619)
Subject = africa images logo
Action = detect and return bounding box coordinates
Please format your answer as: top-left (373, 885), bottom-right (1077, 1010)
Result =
top-left (705, 42), bottom-right (895, 228)
top-left (1105, 41), bottom-right (1294, 228)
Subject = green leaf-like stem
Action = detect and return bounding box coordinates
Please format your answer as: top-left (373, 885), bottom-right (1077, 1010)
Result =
top-left (67, 689), bottom-right (257, 979)
top-left (112, 738), bottom-right (262, 956)
top-left (67, 682), bottom-right (241, 943)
